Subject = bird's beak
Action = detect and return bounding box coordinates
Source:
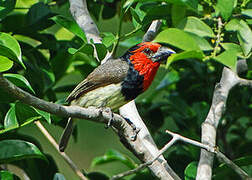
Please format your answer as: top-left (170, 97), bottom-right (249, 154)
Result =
top-left (152, 46), bottom-right (176, 62)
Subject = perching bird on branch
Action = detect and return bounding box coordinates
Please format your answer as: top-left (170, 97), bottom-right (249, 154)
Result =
top-left (59, 42), bottom-right (175, 152)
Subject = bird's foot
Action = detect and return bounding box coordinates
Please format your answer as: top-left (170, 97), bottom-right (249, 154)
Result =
top-left (101, 107), bottom-right (114, 129)
top-left (124, 117), bottom-right (140, 141)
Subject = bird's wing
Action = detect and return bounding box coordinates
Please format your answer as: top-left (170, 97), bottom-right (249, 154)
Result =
top-left (66, 59), bottom-right (129, 103)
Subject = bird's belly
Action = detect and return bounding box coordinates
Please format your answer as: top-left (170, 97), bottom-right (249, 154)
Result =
top-left (70, 83), bottom-right (127, 110)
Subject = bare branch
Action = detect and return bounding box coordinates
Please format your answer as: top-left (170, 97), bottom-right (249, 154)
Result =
top-left (165, 130), bottom-right (251, 180)
top-left (112, 131), bottom-right (178, 180)
top-left (196, 67), bottom-right (240, 180)
top-left (69, 0), bottom-right (101, 43)
top-left (34, 121), bottom-right (88, 180)
top-left (142, 20), bottom-right (162, 42)
top-left (238, 78), bottom-right (252, 87)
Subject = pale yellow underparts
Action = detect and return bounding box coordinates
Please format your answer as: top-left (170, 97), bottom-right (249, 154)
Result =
top-left (70, 83), bottom-right (127, 110)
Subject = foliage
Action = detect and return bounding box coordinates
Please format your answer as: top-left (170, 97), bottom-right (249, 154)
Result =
top-left (0, 0), bottom-right (251, 179)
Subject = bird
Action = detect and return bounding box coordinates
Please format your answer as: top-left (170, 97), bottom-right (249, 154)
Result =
top-left (59, 42), bottom-right (175, 152)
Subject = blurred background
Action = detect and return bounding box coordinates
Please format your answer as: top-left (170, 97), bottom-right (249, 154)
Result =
top-left (0, 0), bottom-right (251, 179)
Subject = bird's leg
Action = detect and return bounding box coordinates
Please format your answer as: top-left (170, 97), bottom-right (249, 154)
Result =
top-left (123, 117), bottom-right (140, 141)
top-left (101, 107), bottom-right (114, 129)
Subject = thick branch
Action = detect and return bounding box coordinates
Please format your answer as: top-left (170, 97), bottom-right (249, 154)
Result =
top-left (196, 67), bottom-right (245, 180)
top-left (69, 0), bottom-right (101, 43)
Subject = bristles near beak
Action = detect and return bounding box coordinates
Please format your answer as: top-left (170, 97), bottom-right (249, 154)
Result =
top-left (152, 46), bottom-right (176, 62)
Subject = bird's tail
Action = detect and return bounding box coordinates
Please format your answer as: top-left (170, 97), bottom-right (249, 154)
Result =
top-left (59, 117), bottom-right (74, 152)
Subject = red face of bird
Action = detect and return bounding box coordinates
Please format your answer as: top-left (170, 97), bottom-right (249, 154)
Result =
top-left (126, 42), bottom-right (175, 91)
top-left (130, 42), bottom-right (175, 63)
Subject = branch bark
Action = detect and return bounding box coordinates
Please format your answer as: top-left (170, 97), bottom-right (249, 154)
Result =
top-left (196, 67), bottom-right (251, 179)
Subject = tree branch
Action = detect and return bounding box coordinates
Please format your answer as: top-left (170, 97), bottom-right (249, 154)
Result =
top-left (113, 129), bottom-right (251, 180)
top-left (196, 66), bottom-right (252, 179)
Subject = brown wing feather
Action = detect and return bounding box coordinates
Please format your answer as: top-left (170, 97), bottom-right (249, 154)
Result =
top-left (66, 59), bottom-right (129, 103)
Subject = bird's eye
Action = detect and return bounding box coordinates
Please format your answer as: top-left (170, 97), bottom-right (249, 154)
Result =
top-left (143, 48), bottom-right (152, 55)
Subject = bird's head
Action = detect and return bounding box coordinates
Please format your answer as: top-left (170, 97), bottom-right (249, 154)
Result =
top-left (127, 42), bottom-right (175, 63)
top-left (122, 42), bottom-right (175, 91)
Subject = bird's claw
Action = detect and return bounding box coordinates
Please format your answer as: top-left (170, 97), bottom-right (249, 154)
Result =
top-left (102, 107), bottom-right (114, 129)
top-left (124, 117), bottom-right (140, 141)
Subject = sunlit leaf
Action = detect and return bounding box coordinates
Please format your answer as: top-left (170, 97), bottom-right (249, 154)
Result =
top-left (216, 0), bottom-right (235, 21)
top-left (214, 50), bottom-right (237, 71)
top-left (0, 170), bottom-right (19, 180)
top-left (0, 56), bottom-right (13, 72)
top-left (51, 15), bottom-right (87, 42)
top-left (241, 9), bottom-right (252, 18)
top-left (4, 105), bottom-right (18, 130)
top-left (184, 161), bottom-right (197, 180)
top-left (91, 149), bottom-right (137, 169)
top-left (0, 32), bottom-right (25, 68)
top-left (3, 73), bottom-right (35, 94)
top-left (154, 28), bottom-right (200, 51)
top-left (177, 16), bottom-right (215, 37)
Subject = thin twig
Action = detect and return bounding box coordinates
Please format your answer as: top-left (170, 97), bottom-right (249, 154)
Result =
top-left (212, 17), bottom-right (223, 57)
top-left (34, 121), bottom-right (88, 180)
top-left (113, 127), bottom-right (252, 180)
top-left (165, 131), bottom-right (251, 180)
top-left (111, 133), bottom-right (178, 180)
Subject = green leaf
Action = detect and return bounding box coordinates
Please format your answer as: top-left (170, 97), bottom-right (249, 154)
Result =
top-left (216, 0), bottom-right (235, 21)
top-left (0, 0), bottom-right (16, 20)
top-left (4, 105), bottom-right (18, 130)
top-left (221, 43), bottom-right (243, 57)
top-left (27, 2), bottom-right (53, 31)
top-left (15, 102), bottom-right (41, 126)
top-left (165, 0), bottom-right (198, 11)
top-left (53, 173), bottom-right (66, 180)
top-left (91, 149), bottom-right (137, 169)
top-left (102, 32), bottom-right (116, 48)
top-left (241, 9), bottom-right (252, 18)
top-left (166, 50), bottom-right (205, 68)
top-left (130, 7), bottom-right (142, 28)
top-left (177, 17), bottom-right (215, 37)
top-left (51, 15), bottom-right (87, 42)
top-left (188, 33), bottom-right (213, 51)
top-left (184, 161), bottom-right (197, 180)
top-left (33, 109), bottom-right (51, 124)
top-left (214, 50), bottom-right (237, 71)
top-left (3, 73), bottom-right (35, 94)
top-left (154, 28), bottom-right (200, 51)
top-left (94, 43), bottom-right (107, 61)
top-left (237, 20), bottom-right (252, 56)
top-left (172, 4), bottom-right (186, 27)
top-left (0, 56), bottom-right (13, 72)
top-left (142, 4), bottom-right (171, 26)
top-left (225, 20), bottom-right (252, 56)
top-left (0, 170), bottom-right (19, 180)
top-left (0, 140), bottom-right (47, 163)
top-left (0, 32), bottom-right (25, 68)
top-left (225, 19), bottom-right (240, 31)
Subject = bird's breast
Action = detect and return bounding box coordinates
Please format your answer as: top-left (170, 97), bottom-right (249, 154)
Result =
top-left (70, 83), bottom-right (127, 110)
